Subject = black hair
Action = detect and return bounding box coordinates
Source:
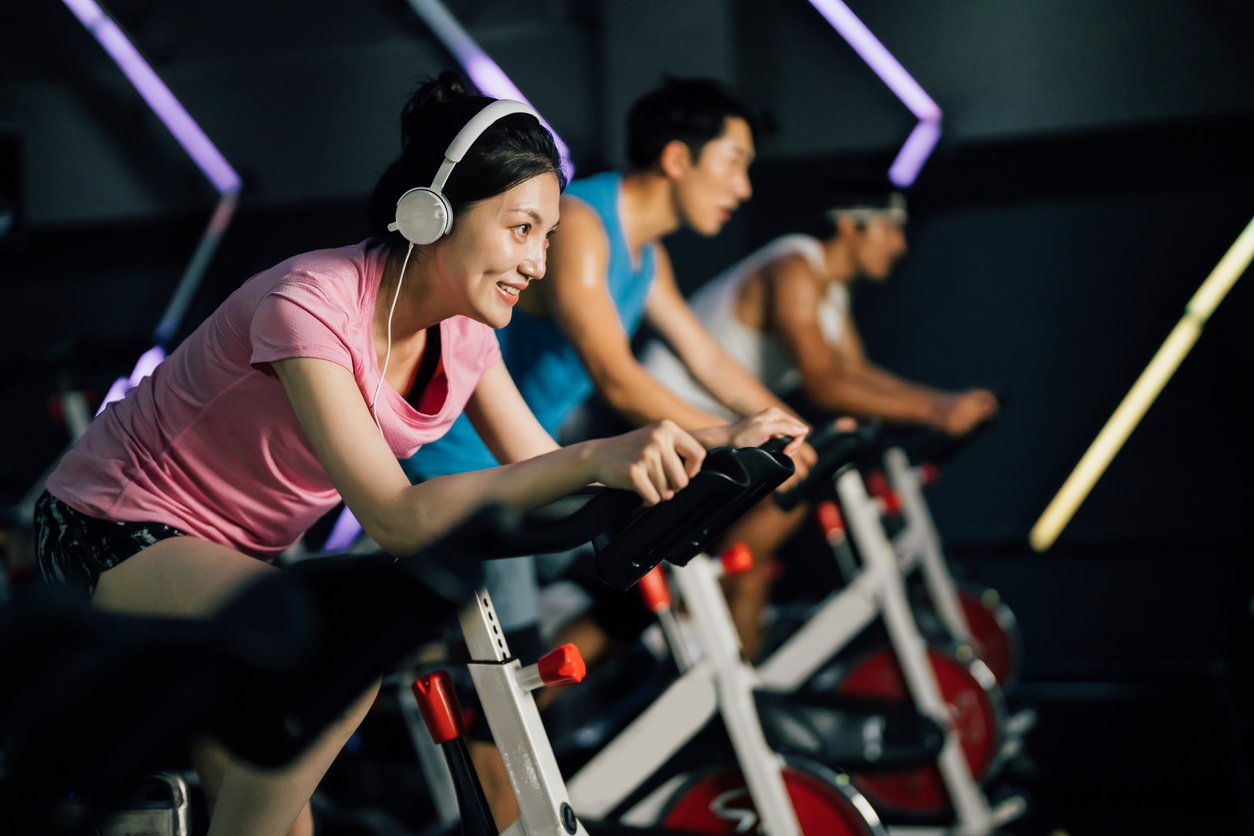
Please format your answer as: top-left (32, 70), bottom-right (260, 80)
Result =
top-left (626, 77), bottom-right (769, 171)
top-left (368, 70), bottom-right (566, 239)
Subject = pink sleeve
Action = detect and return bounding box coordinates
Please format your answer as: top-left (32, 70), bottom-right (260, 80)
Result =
top-left (480, 325), bottom-right (501, 370)
top-left (250, 279), bottom-right (356, 375)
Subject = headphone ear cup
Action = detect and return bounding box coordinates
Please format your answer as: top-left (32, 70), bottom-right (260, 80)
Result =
top-left (394, 187), bottom-right (453, 246)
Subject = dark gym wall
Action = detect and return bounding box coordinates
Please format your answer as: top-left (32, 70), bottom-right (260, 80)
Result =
top-left (6, 1), bottom-right (1254, 225)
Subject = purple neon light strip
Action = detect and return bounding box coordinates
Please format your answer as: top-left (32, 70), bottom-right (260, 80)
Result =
top-left (806, 0), bottom-right (941, 186)
top-left (323, 506), bottom-right (363, 553)
top-left (888, 118), bottom-right (941, 188)
top-left (62, 0), bottom-right (241, 194)
top-left (65, 0), bottom-right (242, 416)
top-left (405, 0), bottom-right (574, 180)
top-left (805, 0), bottom-right (939, 120)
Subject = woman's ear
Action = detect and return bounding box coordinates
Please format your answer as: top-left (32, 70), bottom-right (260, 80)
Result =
top-left (659, 139), bottom-right (695, 181)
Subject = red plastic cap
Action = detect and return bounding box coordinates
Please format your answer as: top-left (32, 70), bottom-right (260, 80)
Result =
top-left (539, 643), bottom-right (586, 686)
top-left (815, 500), bottom-right (845, 539)
top-left (719, 542), bottom-right (754, 576)
top-left (918, 463), bottom-right (941, 487)
top-left (637, 565), bottom-right (672, 612)
top-left (412, 670), bottom-right (466, 744)
top-left (865, 471), bottom-right (902, 514)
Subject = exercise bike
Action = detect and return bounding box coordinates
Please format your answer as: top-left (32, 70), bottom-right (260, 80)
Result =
top-left (412, 443), bottom-right (891, 836)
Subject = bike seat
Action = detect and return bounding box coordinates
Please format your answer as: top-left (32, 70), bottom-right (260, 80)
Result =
top-left (0, 578), bottom-right (318, 835)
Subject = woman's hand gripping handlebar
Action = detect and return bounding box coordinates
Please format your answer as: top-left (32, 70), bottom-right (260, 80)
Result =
top-left (592, 439), bottom-right (796, 590)
top-left (584, 419), bottom-right (707, 506)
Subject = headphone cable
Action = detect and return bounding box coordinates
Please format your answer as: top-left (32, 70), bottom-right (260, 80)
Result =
top-left (371, 241), bottom-right (414, 437)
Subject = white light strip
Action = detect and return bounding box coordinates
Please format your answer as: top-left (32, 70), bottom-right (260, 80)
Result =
top-left (1030, 214), bottom-right (1254, 551)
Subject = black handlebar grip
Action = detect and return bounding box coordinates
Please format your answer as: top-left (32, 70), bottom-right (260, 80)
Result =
top-left (760, 436), bottom-right (793, 455)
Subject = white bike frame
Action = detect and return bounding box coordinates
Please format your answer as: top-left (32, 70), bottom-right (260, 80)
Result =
top-left (565, 463), bottom-right (1023, 835)
top-left (756, 467), bottom-right (1025, 835)
top-left (454, 587), bottom-right (589, 836)
top-left (566, 552), bottom-right (814, 836)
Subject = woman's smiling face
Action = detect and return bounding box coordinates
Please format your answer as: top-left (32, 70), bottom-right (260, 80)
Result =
top-left (430, 172), bottom-right (562, 329)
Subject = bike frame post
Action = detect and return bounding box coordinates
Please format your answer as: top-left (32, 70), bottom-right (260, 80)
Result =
top-left (459, 588), bottom-right (587, 836)
top-left (835, 470), bottom-right (993, 833)
top-left (670, 554), bottom-right (803, 836)
top-left (883, 448), bottom-right (973, 647)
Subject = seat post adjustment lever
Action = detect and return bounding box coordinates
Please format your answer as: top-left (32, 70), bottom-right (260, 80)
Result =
top-left (411, 670), bottom-right (467, 744)
top-left (515, 643), bottom-right (586, 691)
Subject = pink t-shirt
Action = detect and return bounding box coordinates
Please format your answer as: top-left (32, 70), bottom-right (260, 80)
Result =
top-left (47, 240), bottom-right (501, 557)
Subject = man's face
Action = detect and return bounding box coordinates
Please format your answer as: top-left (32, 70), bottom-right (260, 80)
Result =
top-left (852, 215), bottom-right (908, 281)
top-left (669, 116), bottom-right (755, 237)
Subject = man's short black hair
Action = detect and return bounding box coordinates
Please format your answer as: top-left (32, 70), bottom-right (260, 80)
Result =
top-left (626, 77), bottom-right (767, 170)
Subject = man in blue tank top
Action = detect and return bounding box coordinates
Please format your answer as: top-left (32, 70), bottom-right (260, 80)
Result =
top-left (408, 79), bottom-right (804, 479)
top-left (403, 79), bottom-right (810, 660)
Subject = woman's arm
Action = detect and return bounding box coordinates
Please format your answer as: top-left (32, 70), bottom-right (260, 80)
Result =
top-left (273, 357), bottom-right (706, 556)
top-left (462, 360), bottom-right (561, 465)
top-left (466, 352), bottom-right (809, 465)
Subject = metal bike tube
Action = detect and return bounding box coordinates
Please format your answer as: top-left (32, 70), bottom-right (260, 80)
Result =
top-left (836, 470), bottom-right (993, 833)
top-left (459, 589), bottom-right (588, 836)
top-left (755, 569), bottom-right (881, 691)
top-left (567, 662), bottom-right (719, 819)
top-left (883, 448), bottom-right (973, 647)
top-left (671, 554), bottom-right (802, 836)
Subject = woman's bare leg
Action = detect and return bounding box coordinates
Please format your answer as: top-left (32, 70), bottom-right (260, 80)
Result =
top-left (93, 536), bottom-right (372, 836)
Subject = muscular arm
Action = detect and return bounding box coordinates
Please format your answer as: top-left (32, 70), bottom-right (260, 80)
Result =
top-left (273, 357), bottom-right (699, 556)
top-left (645, 244), bottom-right (797, 421)
top-left (835, 320), bottom-right (945, 401)
top-left (768, 256), bottom-right (942, 424)
top-left (543, 197), bottom-right (726, 431)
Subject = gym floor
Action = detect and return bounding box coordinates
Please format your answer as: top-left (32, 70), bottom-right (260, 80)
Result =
top-left (963, 545), bottom-right (1254, 836)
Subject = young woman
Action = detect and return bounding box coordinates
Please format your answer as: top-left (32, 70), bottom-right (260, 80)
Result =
top-left (34, 71), bottom-right (802, 836)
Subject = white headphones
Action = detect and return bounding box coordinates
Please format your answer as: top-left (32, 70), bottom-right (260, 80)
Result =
top-left (373, 98), bottom-right (540, 438)
top-left (388, 98), bottom-right (541, 245)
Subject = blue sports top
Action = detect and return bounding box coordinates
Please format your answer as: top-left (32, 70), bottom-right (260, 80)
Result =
top-left (404, 171), bottom-right (658, 479)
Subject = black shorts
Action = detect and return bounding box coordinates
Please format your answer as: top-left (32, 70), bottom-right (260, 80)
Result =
top-left (34, 491), bottom-right (187, 599)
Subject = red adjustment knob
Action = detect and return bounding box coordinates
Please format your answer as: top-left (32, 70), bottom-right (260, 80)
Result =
top-left (815, 500), bottom-right (846, 541)
top-left (637, 565), bottom-right (672, 612)
top-left (719, 542), bottom-right (754, 576)
top-left (538, 643), bottom-right (586, 686)
top-left (411, 670), bottom-right (466, 744)
top-left (865, 471), bottom-right (901, 514)
top-left (917, 462), bottom-right (941, 487)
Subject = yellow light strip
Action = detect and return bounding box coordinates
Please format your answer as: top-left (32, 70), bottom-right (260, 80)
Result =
top-left (1030, 214), bottom-right (1254, 552)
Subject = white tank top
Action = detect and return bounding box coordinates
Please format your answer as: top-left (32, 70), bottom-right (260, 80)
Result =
top-left (643, 235), bottom-right (848, 422)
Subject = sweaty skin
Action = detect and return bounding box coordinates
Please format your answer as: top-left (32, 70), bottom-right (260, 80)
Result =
top-left (519, 118), bottom-right (811, 457)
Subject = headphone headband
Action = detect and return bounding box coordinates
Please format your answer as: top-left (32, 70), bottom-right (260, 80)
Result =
top-left (389, 98), bottom-right (542, 242)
